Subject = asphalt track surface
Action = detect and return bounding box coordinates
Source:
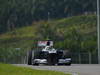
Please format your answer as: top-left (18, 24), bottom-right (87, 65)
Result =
top-left (14, 64), bottom-right (100, 75)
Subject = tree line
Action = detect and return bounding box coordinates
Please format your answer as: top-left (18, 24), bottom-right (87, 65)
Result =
top-left (0, 0), bottom-right (97, 33)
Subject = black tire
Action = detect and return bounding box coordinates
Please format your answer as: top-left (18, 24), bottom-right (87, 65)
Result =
top-left (33, 63), bottom-right (39, 66)
top-left (65, 63), bottom-right (71, 66)
top-left (63, 50), bottom-right (71, 66)
top-left (63, 50), bottom-right (71, 58)
top-left (32, 50), bottom-right (39, 66)
top-left (57, 63), bottom-right (63, 66)
top-left (28, 50), bottom-right (32, 65)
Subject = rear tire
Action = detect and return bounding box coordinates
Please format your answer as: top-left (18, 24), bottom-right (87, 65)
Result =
top-left (28, 50), bottom-right (32, 65)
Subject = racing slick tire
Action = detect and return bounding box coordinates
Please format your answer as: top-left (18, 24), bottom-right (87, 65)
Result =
top-left (28, 50), bottom-right (32, 65)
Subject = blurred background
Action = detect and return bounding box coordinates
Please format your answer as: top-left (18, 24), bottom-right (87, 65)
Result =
top-left (0, 0), bottom-right (99, 64)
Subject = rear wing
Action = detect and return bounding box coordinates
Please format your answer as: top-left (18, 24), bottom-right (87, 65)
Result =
top-left (38, 41), bottom-right (53, 47)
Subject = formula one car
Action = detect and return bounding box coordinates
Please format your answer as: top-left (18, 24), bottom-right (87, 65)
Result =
top-left (27, 41), bottom-right (71, 66)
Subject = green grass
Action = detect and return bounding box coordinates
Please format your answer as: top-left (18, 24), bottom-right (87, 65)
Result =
top-left (0, 63), bottom-right (71, 75)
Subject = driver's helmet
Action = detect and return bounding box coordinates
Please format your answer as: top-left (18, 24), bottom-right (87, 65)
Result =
top-left (46, 46), bottom-right (53, 50)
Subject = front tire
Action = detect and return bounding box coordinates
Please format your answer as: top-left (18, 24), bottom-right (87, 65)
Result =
top-left (65, 63), bottom-right (71, 66)
top-left (33, 63), bottom-right (39, 66)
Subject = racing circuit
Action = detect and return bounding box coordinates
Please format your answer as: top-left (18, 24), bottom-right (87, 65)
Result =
top-left (22, 41), bottom-right (100, 75)
top-left (15, 64), bottom-right (100, 75)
